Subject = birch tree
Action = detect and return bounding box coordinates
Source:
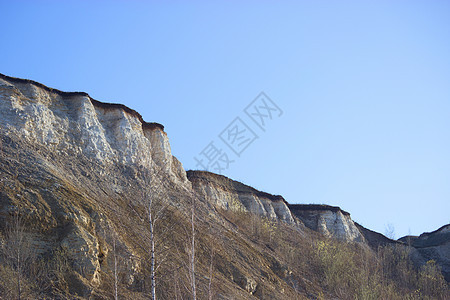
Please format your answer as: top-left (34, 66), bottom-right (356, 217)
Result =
top-left (112, 232), bottom-right (119, 300)
top-left (207, 227), bottom-right (218, 300)
top-left (138, 166), bottom-right (170, 300)
top-left (178, 187), bottom-right (198, 300)
top-left (190, 195), bottom-right (196, 300)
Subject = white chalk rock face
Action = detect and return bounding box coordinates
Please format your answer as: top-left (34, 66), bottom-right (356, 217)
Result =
top-left (317, 210), bottom-right (363, 242)
top-left (187, 171), bottom-right (295, 224)
top-left (289, 205), bottom-right (365, 242)
top-left (144, 127), bottom-right (173, 172)
top-left (0, 76), bottom-right (187, 184)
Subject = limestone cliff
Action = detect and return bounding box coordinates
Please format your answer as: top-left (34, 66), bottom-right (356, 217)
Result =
top-left (0, 73), bottom-right (187, 184)
top-left (0, 74), bottom-right (192, 297)
top-left (0, 73), bottom-right (391, 245)
top-left (187, 171), bottom-right (367, 243)
top-left (0, 73), bottom-right (307, 299)
top-left (187, 170), bottom-right (295, 224)
top-left (0, 74), bottom-right (448, 299)
top-left (289, 204), bottom-right (365, 242)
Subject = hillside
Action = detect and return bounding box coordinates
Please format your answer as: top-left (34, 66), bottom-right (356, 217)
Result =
top-left (0, 73), bottom-right (448, 299)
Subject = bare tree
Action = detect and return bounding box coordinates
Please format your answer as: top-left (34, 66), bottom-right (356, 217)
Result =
top-left (134, 166), bottom-right (158, 300)
top-left (190, 195), bottom-right (197, 300)
top-left (208, 228), bottom-right (218, 300)
top-left (112, 232), bottom-right (119, 300)
top-left (384, 223), bottom-right (396, 240)
top-left (178, 187), bottom-right (198, 300)
top-left (1, 212), bottom-right (33, 300)
top-left (136, 166), bottom-right (171, 300)
top-left (147, 183), bottom-right (157, 300)
top-left (208, 245), bottom-right (214, 300)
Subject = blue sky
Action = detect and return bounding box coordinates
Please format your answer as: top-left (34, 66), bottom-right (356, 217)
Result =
top-left (1, 0), bottom-right (449, 238)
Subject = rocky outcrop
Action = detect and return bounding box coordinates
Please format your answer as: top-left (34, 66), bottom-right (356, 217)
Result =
top-left (0, 74), bottom-right (448, 299)
top-left (0, 73), bottom-right (191, 296)
top-left (0, 73), bottom-right (187, 185)
top-left (289, 204), bottom-right (365, 242)
top-left (187, 171), bottom-right (295, 224)
top-left (400, 224), bottom-right (450, 281)
top-left (188, 171), bottom-right (370, 243)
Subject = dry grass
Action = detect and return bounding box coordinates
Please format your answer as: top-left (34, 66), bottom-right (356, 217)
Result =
top-left (0, 132), bottom-right (448, 299)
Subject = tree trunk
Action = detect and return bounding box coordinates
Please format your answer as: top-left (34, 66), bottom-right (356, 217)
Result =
top-left (113, 235), bottom-right (118, 300)
top-left (17, 250), bottom-right (21, 300)
top-left (191, 201), bottom-right (196, 300)
top-left (208, 246), bottom-right (214, 300)
top-left (149, 200), bottom-right (156, 300)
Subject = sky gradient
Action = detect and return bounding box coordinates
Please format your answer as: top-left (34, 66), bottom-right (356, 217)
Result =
top-left (1, 0), bottom-right (449, 238)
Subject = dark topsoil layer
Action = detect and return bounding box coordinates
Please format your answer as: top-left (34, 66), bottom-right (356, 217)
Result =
top-left (288, 204), bottom-right (350, 216)
top-left (0, 73), bottom-right (164, 131)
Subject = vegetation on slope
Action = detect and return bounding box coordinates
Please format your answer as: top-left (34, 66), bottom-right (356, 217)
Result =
top-left (0, 132), bottom-right (448, 299)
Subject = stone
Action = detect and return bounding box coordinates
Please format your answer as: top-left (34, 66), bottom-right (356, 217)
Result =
top-left (187, 171), bottom-right (295, 224)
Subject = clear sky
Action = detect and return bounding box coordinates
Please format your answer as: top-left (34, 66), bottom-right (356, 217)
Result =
top-left (1, 0), bottom-right (449, 238)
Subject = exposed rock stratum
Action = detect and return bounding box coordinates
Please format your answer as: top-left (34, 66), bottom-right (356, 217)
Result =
top-left (0, 73), bottom-right (448, 299)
